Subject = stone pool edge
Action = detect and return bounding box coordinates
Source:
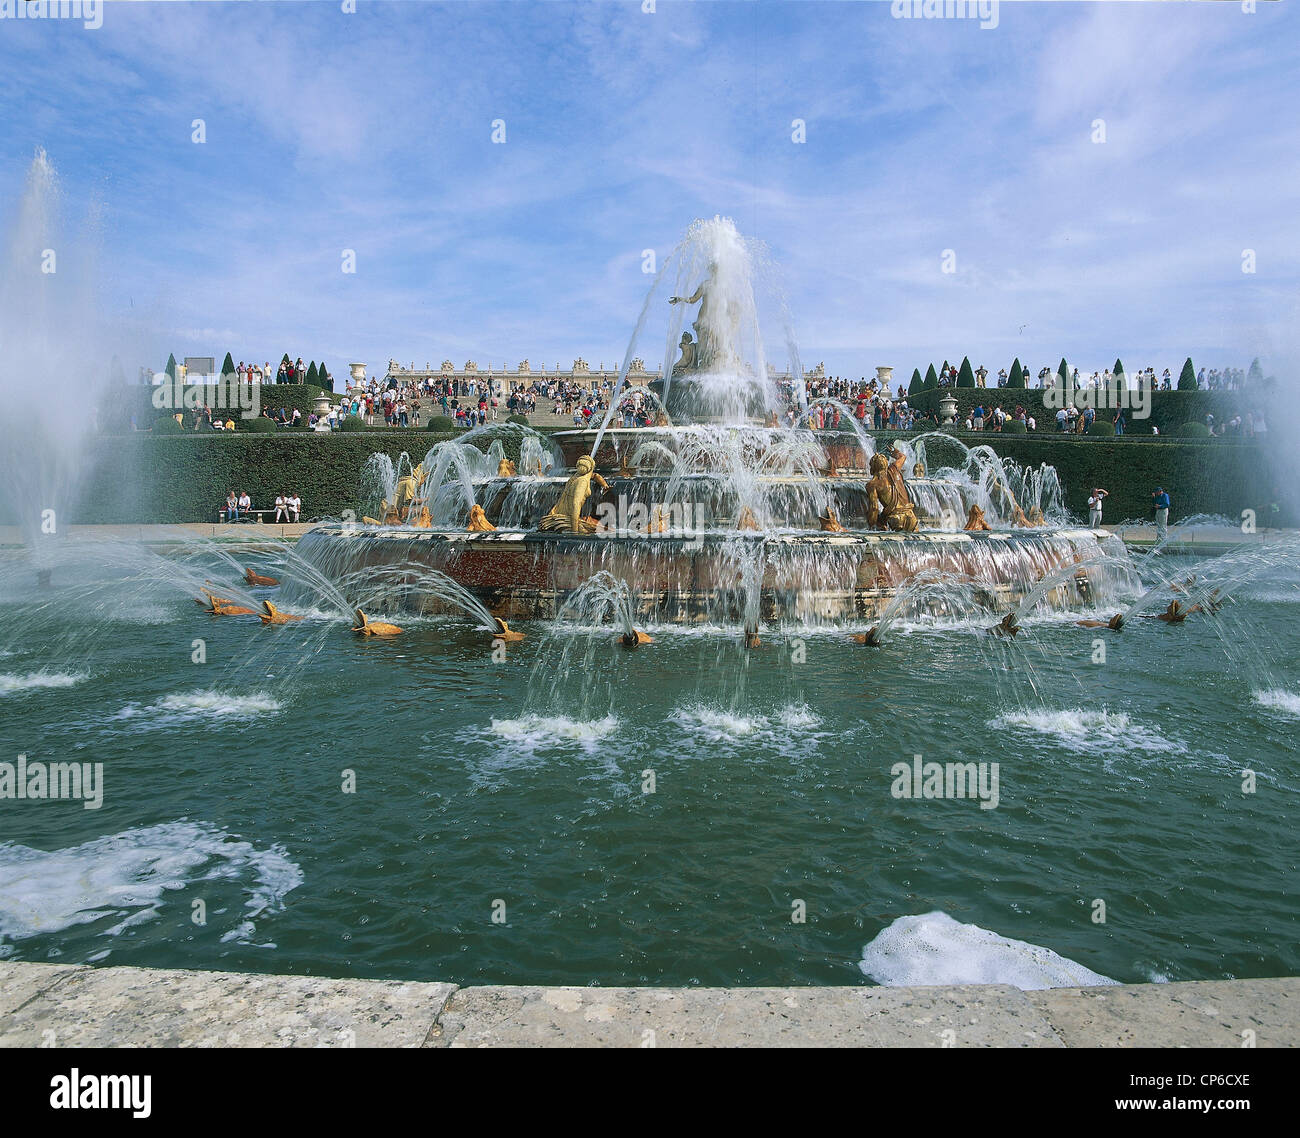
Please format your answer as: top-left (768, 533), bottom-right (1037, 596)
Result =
top-left (1, 961), bottom-right (1294, 1047)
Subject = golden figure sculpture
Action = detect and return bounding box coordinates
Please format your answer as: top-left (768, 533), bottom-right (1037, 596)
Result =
top-left (198, 587), bottom-right (256, 617)
top-left (498, 458), bottom-right (517, 477)
top-left (352, 609), bottom-right (402, 636)
top-left (1142, 601), bottom-right (1188, 624)
top-left (736, 506), bottom-right (760, 531)
top-left (244, 567), bottom-right (280, 587)
top-left (492, 617), bottom-right (526, 642)
top-left (259, 601), bottom-right (302, 625)
top-left (538, 455), bottom-right (608, 533)
top-left (655, 411), bottom-right (670, 427)
top-left (378, 463), bottom-right (428, 525)
top-left (618, 629), bottom-right (654, 648)
top-left (195, 581), bottom-right (234, 608)
top-left (913, 462), bottom-right (926, 478)
top-left (764, 410), bottom-right (780, 429)
top-left (467, 504), bottom-right (496, 532)
top-left (618, 451), bottom-right (634, 479)
top-left (963, 504), bottom-right (992, 531)
top-left (865, 448), bottom-right (918, 532)
top-left (818, 510), bottom-right (846, 533)
top-left (987, 612), bottom-right (1022, 638)
top-left (648, 506), bottom-right (669, 534)
top-left (850, 626), bottom-right (883, 647)
top-left (1077, 613), bottom-right (1124, 630)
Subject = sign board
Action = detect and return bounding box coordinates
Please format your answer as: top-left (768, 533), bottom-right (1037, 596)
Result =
top-left (184, 356), bottom-right (216, 379)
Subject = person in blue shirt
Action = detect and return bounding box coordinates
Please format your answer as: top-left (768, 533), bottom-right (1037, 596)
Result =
top-left (1152, 487), bottom-right (1171, 541)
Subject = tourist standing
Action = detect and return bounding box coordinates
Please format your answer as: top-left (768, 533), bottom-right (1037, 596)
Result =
top-left (1152, 486), bottom-right (1170, 541)
top-left (1087, 488), bottom-right (1108, 528)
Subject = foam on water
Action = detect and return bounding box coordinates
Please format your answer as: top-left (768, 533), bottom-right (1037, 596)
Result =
top-left (1253, 689), bottom-right (1300, 718)
top-left (114, 690), bottom-right (283, 725)
top-left (860, 911), bottom-right (1115, 990)
top-left (671, 702), bottom-right (824, 749)
top-left (0, 820), bottom-right (302, 954)
top-left (0, 670), bottom-right (88, 695)
top-left (487, 714), bottom-right (620, 753)
top-left (990, 708), bottom-right (1185, 755)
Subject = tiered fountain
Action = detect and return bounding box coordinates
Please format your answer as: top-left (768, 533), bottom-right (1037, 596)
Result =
top-left (299, 218), bottom-right (1128, 627)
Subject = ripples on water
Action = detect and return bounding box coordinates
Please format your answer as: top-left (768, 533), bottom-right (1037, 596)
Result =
top-left (0, 549), bottom-right (1296, 987)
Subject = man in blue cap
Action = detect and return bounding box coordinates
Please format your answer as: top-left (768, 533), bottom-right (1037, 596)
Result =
top-left (1153, 486), bottom-right (1171, 541)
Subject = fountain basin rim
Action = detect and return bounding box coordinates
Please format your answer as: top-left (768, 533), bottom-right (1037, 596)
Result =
top-left (304, 524), bottom-right (1111, 547)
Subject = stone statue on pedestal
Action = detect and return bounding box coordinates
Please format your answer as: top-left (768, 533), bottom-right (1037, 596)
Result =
top-left (672, 332), bottom-right (698, 377)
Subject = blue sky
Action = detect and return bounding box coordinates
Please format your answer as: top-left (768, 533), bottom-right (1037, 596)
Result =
top-left (1, 0), bottom-right (1297, 383)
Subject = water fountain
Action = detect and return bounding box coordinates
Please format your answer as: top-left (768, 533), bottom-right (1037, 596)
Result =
top-left (299, 217), bottom-right (1125, 629)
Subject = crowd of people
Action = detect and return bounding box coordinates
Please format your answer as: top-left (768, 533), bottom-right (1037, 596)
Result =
top-left (225, 357), bottom-right (329, 386)
top-left (317, 358), bottom-right (1263, 436)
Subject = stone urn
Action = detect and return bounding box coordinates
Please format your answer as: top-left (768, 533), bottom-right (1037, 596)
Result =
top-left (313, 392), bottom-right (332, 419)
top-left (939, 392), bottom-right (959, 426)
top-left (349, 363), bottom-right (367, 385)
top-left (875, 366), bottom-right (894, 386)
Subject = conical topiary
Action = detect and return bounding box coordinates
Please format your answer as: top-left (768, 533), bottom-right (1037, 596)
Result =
top-left (956, 356), bottom-right (975, 388)
top-left (1007, 358), bottom-right (1025, 388)
top-left (1247, 357), bottom-right (1263, 386)
top-left (221, 351), bottom-right (236, 379)
top-left (924, 363), bottom-right (939, 389)
top-left (1113, 358), bottom-right (1126, 390)
top-left (908, 367), bottom-right (923, 395)
top-left (306, 361), bottom-right (319, 387)
top-left (1178, 357), bottom-right (1197, 390)
top-left (165, 352), bottom-right (177, 380)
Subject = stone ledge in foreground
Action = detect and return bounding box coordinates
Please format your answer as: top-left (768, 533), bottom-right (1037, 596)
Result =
top-left (1028, 978), bottom-right (1298, 1048)
top-left (428, 983), bottom-right (1063, 1048)
top-left (0, 962), bottom-right (454, 1048)
top-left (2, 963), bottom-right (1297, 1047)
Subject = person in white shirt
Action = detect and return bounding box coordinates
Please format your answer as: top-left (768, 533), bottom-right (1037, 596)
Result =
top-left (1088, 488), bottom-right (1108, 528)
top-left (237, 491), bottom-right (252, 519)
top-left (288, 493), bottom-right (301, 523)
top-left (274, 494), bottom-right (288, 523)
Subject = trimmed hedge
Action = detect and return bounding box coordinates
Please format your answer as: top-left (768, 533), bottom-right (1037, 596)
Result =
top-left (1088, 420), bottom-right (1115, 437)
top-left (969, 436), bottom-right (1273, 524)
top-left (426, 415), bottom-right (456, 432)
top-left (338, 415), bottom-right (368, 432)
top-left (1177, 422), bottom-right (1212, 438)
top-left (50, 432), bottom-right (1280, 529)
